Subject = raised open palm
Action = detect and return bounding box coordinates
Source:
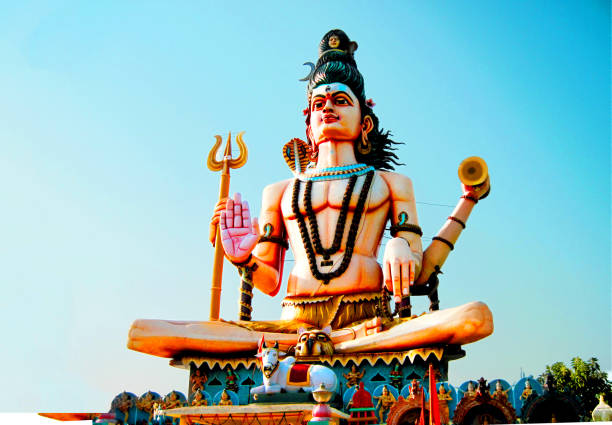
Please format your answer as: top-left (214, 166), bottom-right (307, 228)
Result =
top-left (219, 193), bottom-right (259, 263)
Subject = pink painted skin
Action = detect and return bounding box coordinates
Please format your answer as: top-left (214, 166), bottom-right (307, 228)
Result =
top-left (219, 192), bottom-right (259, 263)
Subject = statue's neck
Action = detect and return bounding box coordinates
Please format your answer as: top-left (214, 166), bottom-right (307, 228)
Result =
top-left (315, 140), bottom-right (358, 169)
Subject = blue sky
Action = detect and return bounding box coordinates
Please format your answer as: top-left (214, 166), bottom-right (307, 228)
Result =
top-left (0, 0), bottom-right (609, 413)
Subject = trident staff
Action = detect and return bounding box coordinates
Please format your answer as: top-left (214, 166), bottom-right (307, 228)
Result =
top-left (206, 132), bottom-right (248, 320)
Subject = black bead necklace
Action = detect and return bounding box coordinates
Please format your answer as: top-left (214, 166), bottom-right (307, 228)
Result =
top-left (291, 170), bottom-right (374, 285)
top-left (305, 174), bottom-right (357, 266)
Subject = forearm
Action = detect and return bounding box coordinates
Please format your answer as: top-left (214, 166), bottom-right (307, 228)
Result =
top-left (416, 195), bottom-right (477, 284)
top-left (231, 241), bottom-right (285, 297)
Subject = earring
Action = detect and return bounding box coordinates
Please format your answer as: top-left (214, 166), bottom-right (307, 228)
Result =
top-left (310, 142), bottom-right (319, 162)
top-left (357, 128), bottom-right (371, 155)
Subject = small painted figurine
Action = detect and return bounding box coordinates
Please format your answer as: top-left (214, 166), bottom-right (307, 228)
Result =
top-left (190, 391), bottom-right (208, 407)
top-left (389, 364), bottom-right (402, 390)
top-left (438, 385), bottom-right (453, 425)
top-left (217, 389), bottom-right (233, 406)
top-left (492, 381), bottom-right (510, 403)
top-left (225, 368), bottom-right (239, 393)
top-left (190, 369), bottom-right (208, 393)
top-left (112, 392), bottom-right (133, 425)
top-left (374, 385), bottom-right (396, 422)
top-left (408, 379), bottom-right (422, 400)
top-left (136, 392), bottom-right (158, 422)
top-left (343, 364), bottom-right (365, 388)
top-left (520, 380), bottom-right (535, 401)
top-left (163, 392), bottom-right (183, 410)
top-left (463, 382), bottom-right (476, 399)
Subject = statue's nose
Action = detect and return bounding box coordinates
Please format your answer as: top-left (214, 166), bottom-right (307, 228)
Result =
top-left (323, 98), bottom-right (334, 112)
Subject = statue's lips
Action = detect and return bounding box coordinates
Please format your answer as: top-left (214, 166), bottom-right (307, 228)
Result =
top-left (323, 114), bottom-right (339, 123)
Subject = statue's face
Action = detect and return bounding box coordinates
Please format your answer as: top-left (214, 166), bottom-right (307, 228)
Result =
top-left (439, 385), bottom-right (446, 394)
top-left (525, 381), bottom-right (531, 389)
top-left (328, 35), bottom-right (340, 48)
top-left (382, 386), bottom-right (388, 395)
top-left (468, 382), bottom-right (474, 391)
top-left (496, 382), bottom-right (502, 390)
top-left (309, 83), bottom-right (362, 146)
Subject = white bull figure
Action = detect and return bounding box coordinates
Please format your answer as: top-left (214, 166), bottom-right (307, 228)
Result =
top-left (251, 340), bottom-right (337, 396)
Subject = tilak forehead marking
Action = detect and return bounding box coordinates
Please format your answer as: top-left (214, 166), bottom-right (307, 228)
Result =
top-left (313, 82), bottom-right (351, 95)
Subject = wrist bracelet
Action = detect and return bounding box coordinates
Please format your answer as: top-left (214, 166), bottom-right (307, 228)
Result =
top-left (461, 194), bottom-right (478, 204)
top-left (447, 216), bottom-right (466, 229)
top-left (229, 254), bottom-right (253, 267)
top-left (432, 236), bottom-right (454, 251)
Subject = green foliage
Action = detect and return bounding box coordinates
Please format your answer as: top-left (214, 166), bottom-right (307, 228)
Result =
top-left (539, 357), bottom-right (612, 415)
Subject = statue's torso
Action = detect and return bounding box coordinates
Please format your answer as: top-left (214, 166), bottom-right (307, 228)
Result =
top-left (280, 171), bottom-right (390, 297)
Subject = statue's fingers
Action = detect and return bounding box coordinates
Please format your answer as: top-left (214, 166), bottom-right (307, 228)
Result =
top-left (219, 211), bottom-right (227, 231)
top-left (242, 201), bottom-right (251, 229)
top-left (401, 262), bottom-right (410, 296)
top-left (252, 217), bottom-right (260, 237)
top-left (225, 198), bottom-right (235, 228)
top-left (234, 198), bottom-right (242, 228)
top-left (409, 260), bottom-right (415, 286)
top-left (383, 261), bottom-right (392, 292)
top-left (392, 260), bottom-right (401, 303)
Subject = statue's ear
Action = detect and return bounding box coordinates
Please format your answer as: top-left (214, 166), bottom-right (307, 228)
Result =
top-left (273, 341), bottom-right (279, 349)
top-left (321, 325), bottom-right (332, 336)
top-left (362, 115), bottom-right (374, 134)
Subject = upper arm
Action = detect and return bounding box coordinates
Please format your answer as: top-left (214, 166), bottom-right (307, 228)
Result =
top-left (254, 179), bottom-right (291, 264)
top-left (380, 172), bottom-right (423, 253)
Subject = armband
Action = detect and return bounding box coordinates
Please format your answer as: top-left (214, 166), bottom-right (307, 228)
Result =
top-left (432, 236), bottom-right (454, 251)
top-left (258, 235), bottom-right (289, 249)
top-left (390, 223), bottom-right (423, 238)
top-left (258, 223), bottom-right (289, 249)
top-left (447, 216), bottom-right (466, 229)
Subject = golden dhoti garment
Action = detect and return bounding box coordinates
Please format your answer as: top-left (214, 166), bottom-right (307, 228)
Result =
top-left (228, 292), bottom-right (390, 332)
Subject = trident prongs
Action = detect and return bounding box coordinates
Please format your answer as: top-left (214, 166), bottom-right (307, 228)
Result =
top-left (207, 132), bottom-right (248, 172)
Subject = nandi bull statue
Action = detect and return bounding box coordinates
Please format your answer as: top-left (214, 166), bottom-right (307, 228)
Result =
top-left (251, 337), bottom-right (337, 397)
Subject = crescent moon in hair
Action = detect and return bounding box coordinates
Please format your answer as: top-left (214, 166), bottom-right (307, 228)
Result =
top-left (299, 62), bottom-right (315, 81)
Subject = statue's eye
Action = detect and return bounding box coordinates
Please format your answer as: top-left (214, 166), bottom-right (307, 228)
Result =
top-left (335, 97), bottom-right (348, 105)
top-left (317, 334), bottom-right (327, 341)
top-left (300, 335), bottom-right (308, 342)
top-left (312, 100), bottom-right (324, 110)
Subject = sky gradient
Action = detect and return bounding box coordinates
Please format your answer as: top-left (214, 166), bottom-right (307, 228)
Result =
top-left (1, 0), bottom-right (610, 413)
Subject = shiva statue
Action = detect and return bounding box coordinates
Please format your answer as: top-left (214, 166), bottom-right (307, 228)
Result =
top-left (127, 29), bottom-right (492, 357)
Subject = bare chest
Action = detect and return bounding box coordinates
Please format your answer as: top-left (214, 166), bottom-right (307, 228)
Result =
top-left (281, 172), bottom-right (389, 218)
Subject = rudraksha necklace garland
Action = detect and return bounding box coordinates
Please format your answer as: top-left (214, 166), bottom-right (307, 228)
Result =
top-left (291, 170), bottom-right (375, 285)
top-left (306, 174), bottom-right (357, 266)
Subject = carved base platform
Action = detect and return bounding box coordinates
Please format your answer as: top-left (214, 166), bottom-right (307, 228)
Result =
top-left (173, 346), bottom-right (464, 407)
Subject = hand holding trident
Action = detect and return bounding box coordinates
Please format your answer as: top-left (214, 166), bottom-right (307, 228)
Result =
top-left (207, 132), bottom-right (248, 320)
